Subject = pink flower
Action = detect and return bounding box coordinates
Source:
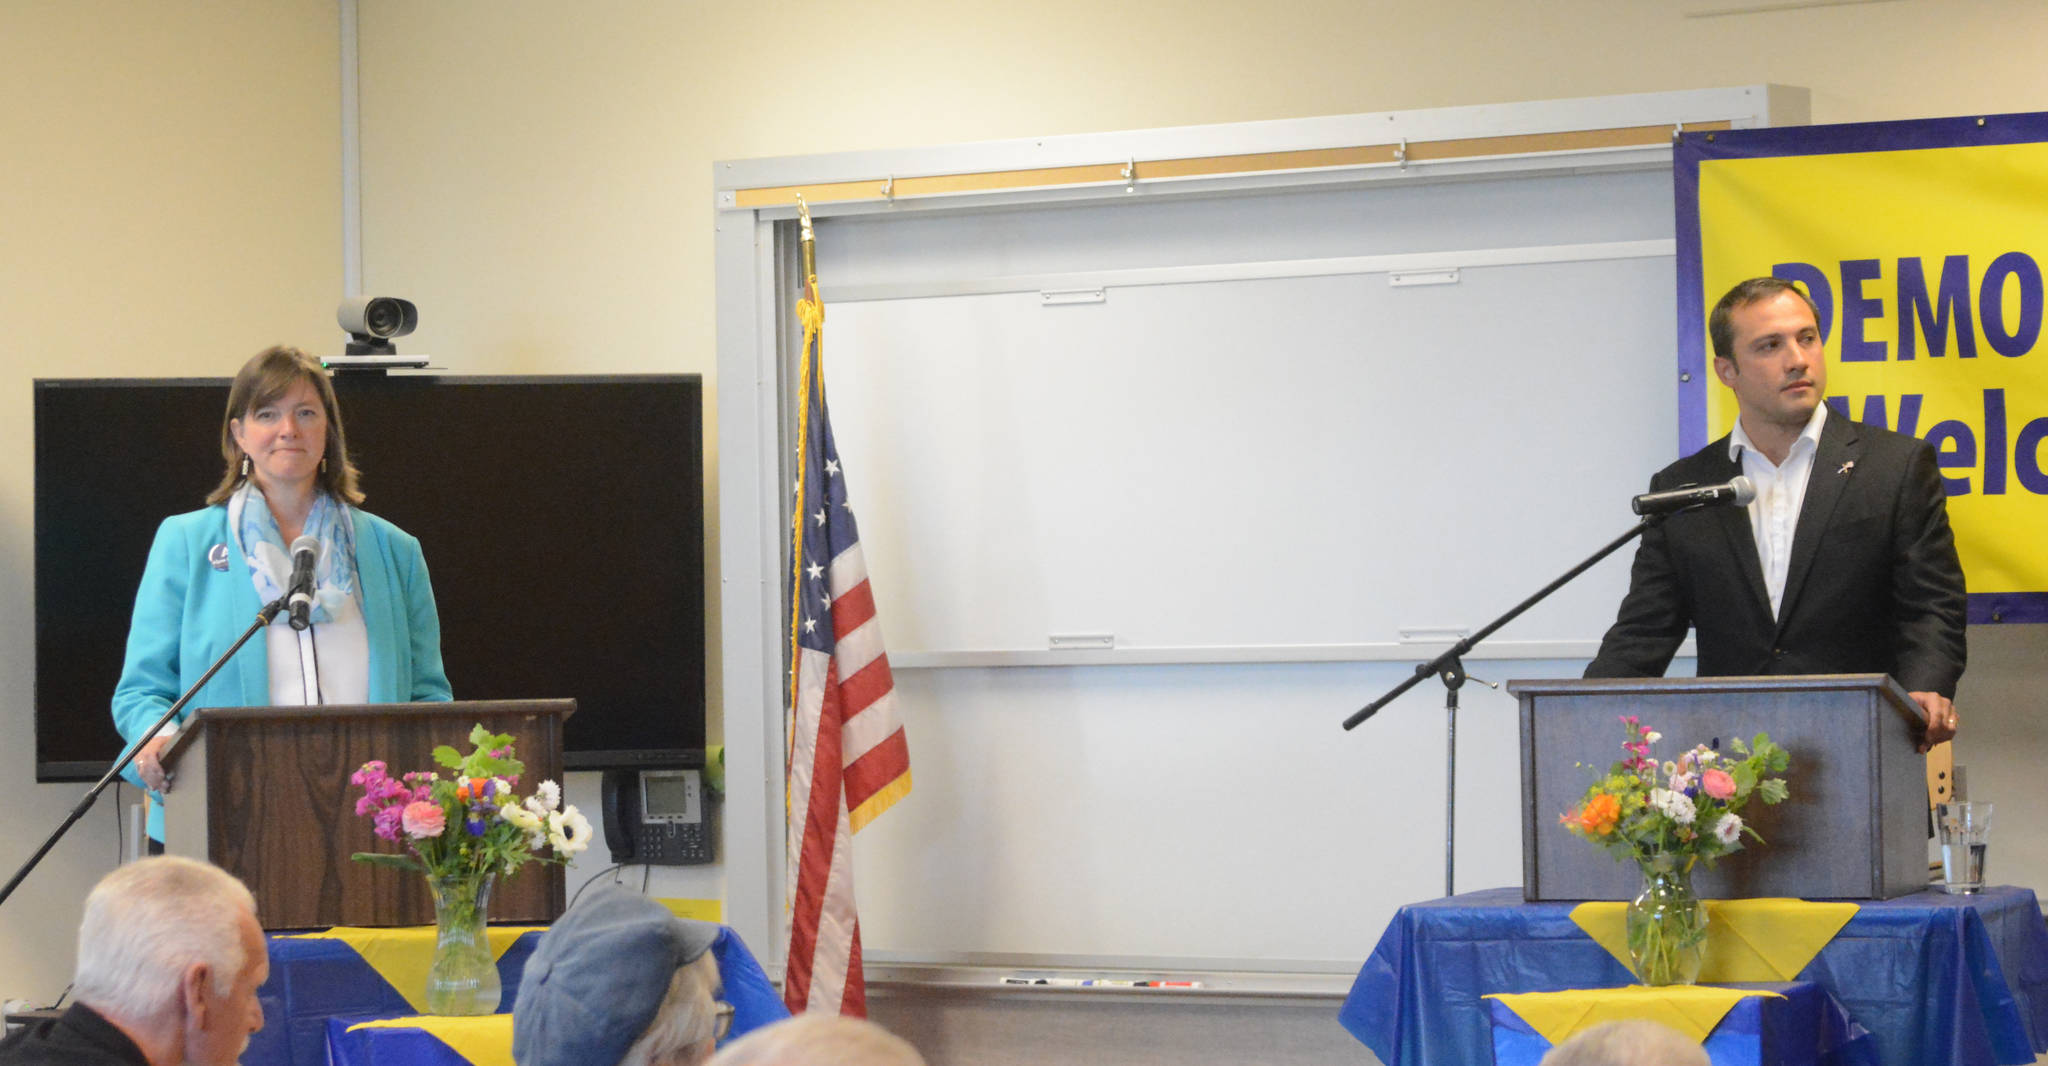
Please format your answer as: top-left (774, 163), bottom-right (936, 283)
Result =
top-left (1700, 768), bottom-right (1736, 800)
top-left (402, 801), bottom-right (447, 839)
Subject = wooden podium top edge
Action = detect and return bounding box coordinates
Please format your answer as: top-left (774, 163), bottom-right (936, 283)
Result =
top-left (161, 699), bottom-right (578, 766)
top-left (181, 698), bottom-right (577, 721)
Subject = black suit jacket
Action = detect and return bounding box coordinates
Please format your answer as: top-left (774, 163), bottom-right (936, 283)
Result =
top-left (1585, 413), bottom-right (1967, 696)
top-left (0, 1005), bottom-right (149, 1066)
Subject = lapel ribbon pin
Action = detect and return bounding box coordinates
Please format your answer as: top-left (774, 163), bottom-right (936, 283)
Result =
top-left (1837, 460), bottom-right (1855, 476)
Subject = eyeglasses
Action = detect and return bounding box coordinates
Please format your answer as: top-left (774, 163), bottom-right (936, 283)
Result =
top-left (713, 1001), bottom-right (735, 1041)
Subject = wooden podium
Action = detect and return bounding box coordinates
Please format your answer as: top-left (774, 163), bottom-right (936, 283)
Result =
top-left (160, 699), bottom-right (574, 930)
top-left (1511, 675), bottom-right (1929, 902)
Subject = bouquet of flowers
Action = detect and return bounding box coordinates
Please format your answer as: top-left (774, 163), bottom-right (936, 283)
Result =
top-left (349, 724), bottom-right (594, 1014)
top-left (1560, 715), bottom-right (1791, 985)
top-left (350, 723), bottom-right (593, 881)
top-left (1561, 715), bottom-right (1790, 866)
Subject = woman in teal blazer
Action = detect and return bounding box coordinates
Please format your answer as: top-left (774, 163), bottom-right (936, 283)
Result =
top-left (112, 346), bottom-right (451, 843)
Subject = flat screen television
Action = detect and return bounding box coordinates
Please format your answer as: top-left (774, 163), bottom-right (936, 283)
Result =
top-left (32, 373), bottom-right (705, 781)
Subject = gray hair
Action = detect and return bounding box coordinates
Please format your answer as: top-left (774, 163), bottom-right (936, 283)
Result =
top-left (72, 857), bottom-right (257, 1020)
top-left (1539, 1019), bottom-right (1710, 1066)
top-left (707, 1014), bottom-right (926, 1066)
top-left (618, 952), bottom-right (723, 1066)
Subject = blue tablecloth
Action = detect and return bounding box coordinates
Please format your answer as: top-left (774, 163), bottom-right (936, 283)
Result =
top-left (246, 930), bottom-right (543, 1066)
top-left (1487, 982), bottom-right (1870, 1066)
top-left (1339, 886), bottom-right (2048, 1066)
top-left (250, 925), bottom-right (785, 1066)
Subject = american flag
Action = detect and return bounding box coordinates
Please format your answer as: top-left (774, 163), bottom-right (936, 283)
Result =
top-left (783, 300), bottom-right (912, 1017)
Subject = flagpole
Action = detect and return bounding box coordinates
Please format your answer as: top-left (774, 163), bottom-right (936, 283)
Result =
top-left (787, 196), bottom-right (822, 728)
top-left (799, 195), bottom-right (818, 305)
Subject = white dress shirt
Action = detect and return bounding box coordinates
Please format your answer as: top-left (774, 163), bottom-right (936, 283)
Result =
top-left (1728, 403), bottom-right (1829, 620)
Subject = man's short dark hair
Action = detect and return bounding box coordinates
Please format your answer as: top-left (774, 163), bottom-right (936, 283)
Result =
top-left (1708, 277), bottom-right (1820, 362)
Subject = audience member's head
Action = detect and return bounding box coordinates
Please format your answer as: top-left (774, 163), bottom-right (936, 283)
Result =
top-left (1537, 1019), bottom-right (1710, 1066)
top-left (706, 1013), bottom-right (925, 1066)
top-left (70, 856), bottom-right (267, 1066)
top-left (514, 886), bottom-right (727, 1066)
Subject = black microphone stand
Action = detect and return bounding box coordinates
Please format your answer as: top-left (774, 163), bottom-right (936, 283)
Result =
top-left (1343, 509), bottom-right (1685, 899)
top-left (0, 597), bottom-right (287, 909)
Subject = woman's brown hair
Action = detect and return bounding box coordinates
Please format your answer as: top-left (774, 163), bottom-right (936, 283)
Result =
top-left (205, 346), bottom-right (364, 506)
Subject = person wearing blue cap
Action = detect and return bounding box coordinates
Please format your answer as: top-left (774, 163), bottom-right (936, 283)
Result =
top-left (513, 886), bottom-right (731, 1066)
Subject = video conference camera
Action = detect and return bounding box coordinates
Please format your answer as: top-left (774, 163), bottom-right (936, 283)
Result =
top-left (338, 296), bottom-right (418, 356)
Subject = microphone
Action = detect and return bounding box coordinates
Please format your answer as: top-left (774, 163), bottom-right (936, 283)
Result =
top-left (286, 535), bottom-right (320, 631)
top-left (1631, 476), bottom-right (1757, 517)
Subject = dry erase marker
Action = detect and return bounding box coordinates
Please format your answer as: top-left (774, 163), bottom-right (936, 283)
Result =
top-left (1145, 981), bottom-right (1204, 988)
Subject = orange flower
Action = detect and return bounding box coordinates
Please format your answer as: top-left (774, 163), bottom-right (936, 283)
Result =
top-left (1578, 793), bottom-right (1621, 836)
top-left (455, 777), bottom-right (487, 802)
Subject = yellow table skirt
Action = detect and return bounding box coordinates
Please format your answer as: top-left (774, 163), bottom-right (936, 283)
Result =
top-left (1486, 984), bottom-right (1783, 1046)
top-left (1569, 898), bottom-right (1857, 982)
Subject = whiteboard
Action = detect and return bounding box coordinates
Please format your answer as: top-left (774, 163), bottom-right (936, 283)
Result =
top-left (822, 173), bottom-right (1680, 661)
top-left (805, 169), bottom-right (1690, 966)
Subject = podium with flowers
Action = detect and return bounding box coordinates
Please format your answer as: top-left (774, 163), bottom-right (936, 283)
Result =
top-left (1514, 674), bottom-right (1930, 902)
top-left (1340, 675), bottom-right (2048, 1066)
top-left (160, 699), bottom-right (574, 929)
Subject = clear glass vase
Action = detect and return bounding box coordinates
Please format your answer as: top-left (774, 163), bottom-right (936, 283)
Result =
top-left (1625, 853), bottom-right (1707, 986)
top-left (424, 872), bottom-right (501, 1015)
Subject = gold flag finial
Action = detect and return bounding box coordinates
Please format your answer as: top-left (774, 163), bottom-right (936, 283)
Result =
top-left (797, 193), bottom-right (814, 244)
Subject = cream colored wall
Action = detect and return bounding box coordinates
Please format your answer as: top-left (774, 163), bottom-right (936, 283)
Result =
top-left (6, 0), bottom-right (2047, 1015)
top-left (0, 0), bottom-right (341, 1003)
top-left (353, 0), bottom-right (2048, 388)
top-left (352, 0), bottom-right (2048, 922)
top-left (350, 0), bottom-right (2048, 784)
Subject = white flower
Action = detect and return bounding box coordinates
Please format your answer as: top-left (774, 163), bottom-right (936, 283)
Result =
top-left (532, 780), bottom-right (562, 813)
top-left (1650, 788), bottom-right (1696, 825)
top-left (1714, 813), bottom-right (1744, 845)
top-left (547, 805), bottom-right (592, 854)
top-left (489, 777), bottom-right (513, 805)
top-left (501, 801), bottom-right (542, 833)
top-left (1644, 731), bottom-right (1662, 744)
top-left (1667, 771), bottom-right (1696, 793)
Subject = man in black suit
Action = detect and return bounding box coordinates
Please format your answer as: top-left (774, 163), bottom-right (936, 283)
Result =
top-left (1586, 277), bottom-right (1966, 750)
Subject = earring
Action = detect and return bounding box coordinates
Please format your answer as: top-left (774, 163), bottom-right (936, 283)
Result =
top-left (320, 456), bottom-right (328, 475)
top-left (240, 456), bottom-right (251, 477)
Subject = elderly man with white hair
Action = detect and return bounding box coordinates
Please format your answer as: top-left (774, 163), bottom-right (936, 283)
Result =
top-left (0, 857), bottom-right (267, 1066)
top-left (707, 1014), bottom-right (925, 1066)
top-left (1538, 1019), bottom-right (1711, 1066)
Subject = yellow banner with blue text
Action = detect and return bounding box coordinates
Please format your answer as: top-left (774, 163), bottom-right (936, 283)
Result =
top-left (1676, 115), bottom-right (2048, 622)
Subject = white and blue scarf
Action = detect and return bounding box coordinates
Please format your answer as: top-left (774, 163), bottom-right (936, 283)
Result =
top-left (227, 481), bottom-right (359, 625)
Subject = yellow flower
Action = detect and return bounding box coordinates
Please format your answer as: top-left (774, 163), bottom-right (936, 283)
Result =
top-left (500, 802), bottom-right (542, 832)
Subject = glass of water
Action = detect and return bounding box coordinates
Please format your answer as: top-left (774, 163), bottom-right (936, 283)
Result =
top-left (1936, 802), bottom-right (1994, 894)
